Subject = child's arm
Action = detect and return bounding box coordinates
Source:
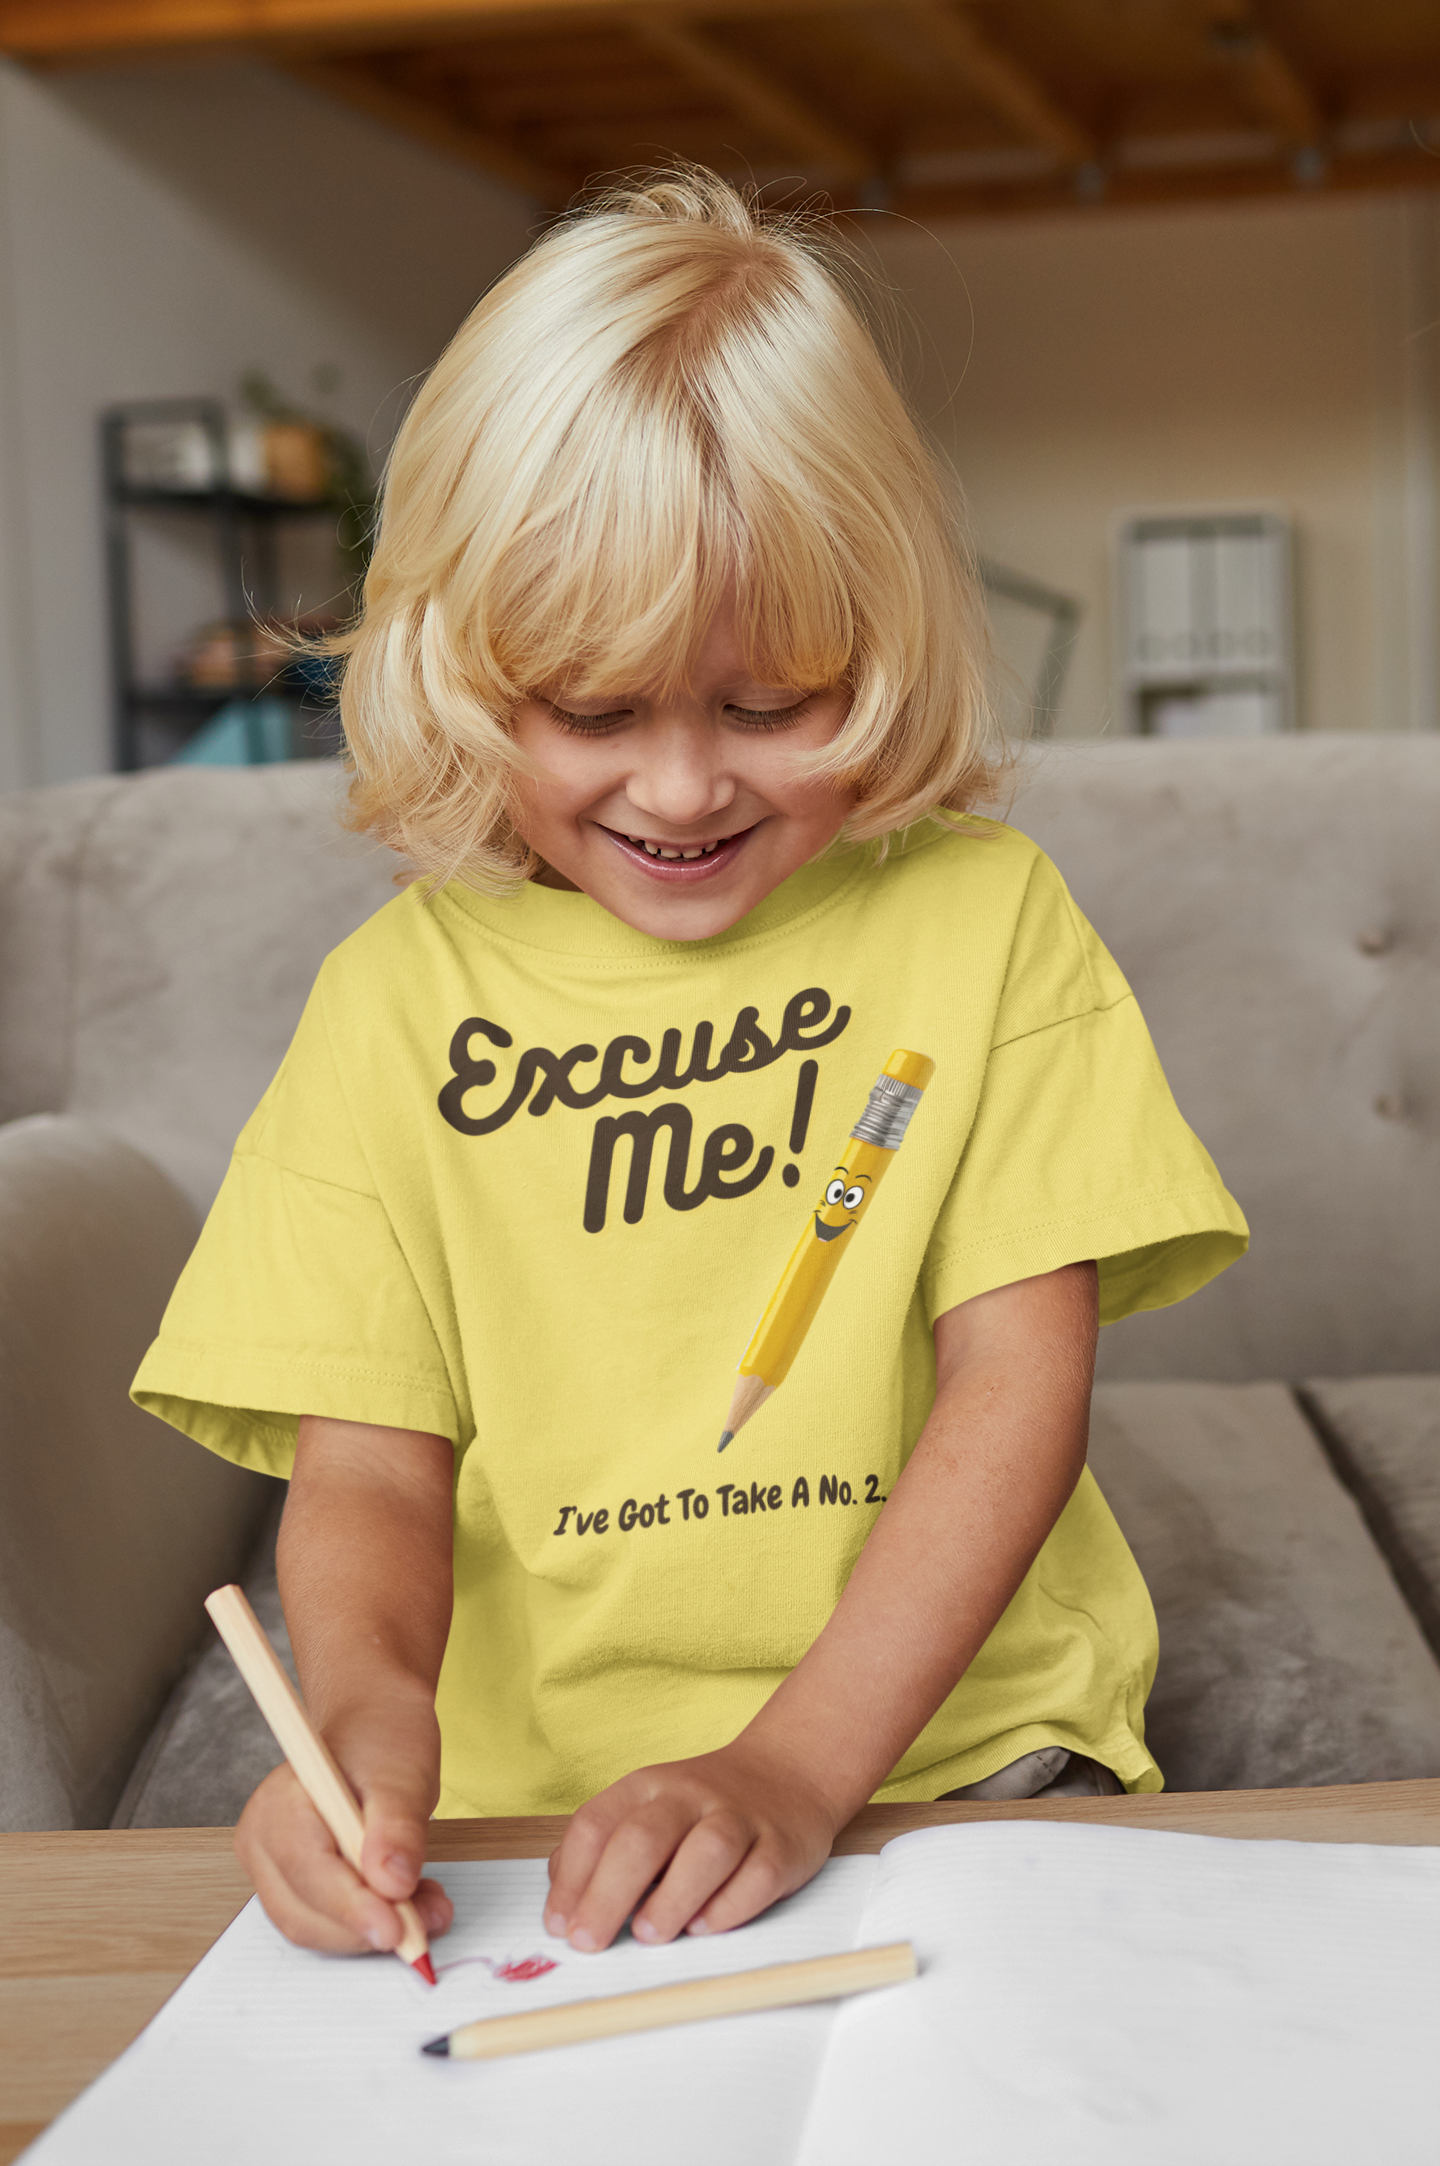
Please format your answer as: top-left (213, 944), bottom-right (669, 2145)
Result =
top-left (544, 1258), bottom-right (1098, 1951)
top-left (233, 1416), bottom-right (457, 1954)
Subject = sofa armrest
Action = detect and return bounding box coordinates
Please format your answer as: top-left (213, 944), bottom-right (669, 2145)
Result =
top-left (0, 1114), bottom-right (278, 1830)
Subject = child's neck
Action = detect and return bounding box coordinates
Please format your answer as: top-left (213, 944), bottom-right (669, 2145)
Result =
top-left (531, 862), bottom-right (580, 894)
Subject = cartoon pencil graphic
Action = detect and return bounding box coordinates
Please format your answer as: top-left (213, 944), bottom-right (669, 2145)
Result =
top-left (718, 1050), bottom-right (936, 1450)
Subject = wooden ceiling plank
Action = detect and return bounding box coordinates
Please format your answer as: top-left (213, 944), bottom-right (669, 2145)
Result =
top-left (889, 142), bottom-right (1440, 222)
top-left (625, 14), bottom-right (873, 178)
top-left (890, 1), bottom-right (1095, 168)
top-left (476, 74), bottom-right (709, 125)
top-left (398, 25), bottom-right (640, 79)
top-left (529, 118), bottom-right (754, 162)
top-left (281, 50), bottom-right (570, 199)
top-left (1341, 64), bottom-right (1440, 123)
top-left (0, 0), bottom-right (870, 62)
top-left (1200, 8), bottom-right (1324, 147)
top-left (1244, 45), bottom-right (1324, 144)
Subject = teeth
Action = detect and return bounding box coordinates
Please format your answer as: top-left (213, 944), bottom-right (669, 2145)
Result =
top-left (629, 835), bottom-right (725, 860)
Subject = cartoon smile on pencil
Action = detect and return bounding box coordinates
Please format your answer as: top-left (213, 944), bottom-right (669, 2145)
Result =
top-left (813, 1170), bottom-right (872, 1242)
top-left (718, 1051), bottom-right (936, 1451)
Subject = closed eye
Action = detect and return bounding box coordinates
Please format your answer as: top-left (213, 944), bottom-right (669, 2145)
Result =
top-left (545, 703), bottom-right (634, 736)
top-left (724, 699), bottom-right (811, 731)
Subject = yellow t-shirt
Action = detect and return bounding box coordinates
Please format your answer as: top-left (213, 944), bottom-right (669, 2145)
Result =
top-left (133, 819), bottom-right (1246, 1810)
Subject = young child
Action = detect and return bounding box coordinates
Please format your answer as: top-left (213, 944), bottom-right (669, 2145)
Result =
top-left (133, 169), bottom-right (1246, 1962)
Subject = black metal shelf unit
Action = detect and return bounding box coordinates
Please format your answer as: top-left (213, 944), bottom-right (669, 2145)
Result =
top-left (101, 397), bottom-right (344, 772)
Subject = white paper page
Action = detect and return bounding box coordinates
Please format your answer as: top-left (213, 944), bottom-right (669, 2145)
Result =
top-left (796, 1822), bottom-right (1440, 2166)
top-left (27, 1854), bottom-right (876, 2166)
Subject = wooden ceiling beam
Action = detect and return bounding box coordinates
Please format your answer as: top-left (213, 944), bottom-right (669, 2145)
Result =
top-left (887, 141), bottom-right (1440, 225)
top-left (1341, 65), bottom-right (1440, 125)
top-left (0, 0), bottom-right (866, 62)
top-left (467, 75), bottom-right (705, 127)
top-left (1199, 8), bottom-right (1324, 149)
top-left (281, 50), bottom-right (570, 200)
top-left (891, 1), bottom-right (1095, 169)
top-left (625, 15), bottom-right (873, 179)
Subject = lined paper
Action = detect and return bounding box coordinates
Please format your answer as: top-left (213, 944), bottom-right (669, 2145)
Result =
top-left (27, 1856), bottom-right (876, 2166)
top-left (26, 1825), bottom-right (1440, 2164)
top-left (798, 1823), bottom-right (1440, 2166)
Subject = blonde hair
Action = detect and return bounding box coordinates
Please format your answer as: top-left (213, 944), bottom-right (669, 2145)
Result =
top-left (339, 168), bottom-right (1004, 888)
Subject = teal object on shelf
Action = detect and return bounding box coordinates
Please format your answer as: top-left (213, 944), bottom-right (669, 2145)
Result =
top-left (171, 698), bottom-right (295, 766)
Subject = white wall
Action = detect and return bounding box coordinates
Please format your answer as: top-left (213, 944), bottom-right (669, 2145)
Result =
top-left (0, 58), bottom-right (1436, 778)
top-left (872, 191), bottom-right (1440, 737)
top-left (0, 55), bottom-right (535, 787)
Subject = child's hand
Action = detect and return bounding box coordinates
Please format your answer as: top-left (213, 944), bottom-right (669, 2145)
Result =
top-left (242, 1414), bottom-right (457, 1957)
top-left (543, 1739), bottom-right (842, 1953)
top-left (235, 1727), bottom-right (453, 1956)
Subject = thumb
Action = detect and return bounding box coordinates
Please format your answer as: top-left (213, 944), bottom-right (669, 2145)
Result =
top-left (356, 1771), bottom-right (434, 1903)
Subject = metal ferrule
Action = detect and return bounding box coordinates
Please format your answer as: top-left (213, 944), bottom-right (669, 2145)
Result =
top-left (850, 1073), bottom-right (925, 1151)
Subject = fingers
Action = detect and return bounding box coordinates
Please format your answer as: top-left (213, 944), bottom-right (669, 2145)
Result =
top-left (412, 1876), bottom-right (454, 1941)
top-left (544, 1749), bottom-right (838, 1955)
top-left (237, 1765), bottom-right (400, 1953)
top-left (681, 1842), bottom-right (806, 1939)
top-left (629, 1814), bottom-right (757, 1945)
top-left (235, 1763), bottom-right (452, 1954)
top-left (569, 1804), bottom-right (720, 1951)
top-left (546, 1784), bottom-right (760, 1953)
top-left (544, 1791), bottom-right (630, 1939)
top-left (358, 1775), bottom-right (439, 1905)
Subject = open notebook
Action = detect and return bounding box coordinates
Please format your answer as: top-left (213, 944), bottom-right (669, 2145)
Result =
top-left (27, 1821), bottom-right (1440, 2166)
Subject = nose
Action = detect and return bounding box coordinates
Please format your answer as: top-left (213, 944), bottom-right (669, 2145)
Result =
top-left (623, 718), bottom-right (736, 832)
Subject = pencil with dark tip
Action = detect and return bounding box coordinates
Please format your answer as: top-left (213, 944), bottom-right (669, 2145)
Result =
top-left (204, 1583), bottom-right (438, 1985)
top-left (422, 1942), bottom-right (916, 2060)
top-left (718, 1049), bottom-right (936, 1450)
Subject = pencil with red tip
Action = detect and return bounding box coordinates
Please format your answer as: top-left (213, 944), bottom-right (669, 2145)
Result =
top-left (204, 1582), bottom-right (437, 1986)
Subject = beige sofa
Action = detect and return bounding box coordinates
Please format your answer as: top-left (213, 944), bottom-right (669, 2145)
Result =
top-left (1, 737), bottom-right (1437, 1830)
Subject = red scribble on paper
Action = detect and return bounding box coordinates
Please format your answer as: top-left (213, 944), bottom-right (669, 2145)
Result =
top-left (493, 1956), bottom-right (558, 1982)
top-left (434, 1953), bottom-right (559, 1984)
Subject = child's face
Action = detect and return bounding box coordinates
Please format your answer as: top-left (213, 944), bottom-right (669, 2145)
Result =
top-left (510, 600), bottom-right (856, 941)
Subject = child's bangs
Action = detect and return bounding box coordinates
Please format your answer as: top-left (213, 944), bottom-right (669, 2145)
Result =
top-left (485, 409), bottom-right (859, 705)
top-left (487, 499), bottom-right (734, 704)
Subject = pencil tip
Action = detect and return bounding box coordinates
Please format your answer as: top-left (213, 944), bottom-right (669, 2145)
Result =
top-left (717, 1431), bottom-right (732, 1453)
top-left (421, 2035), bottom-right (450, 2056)
top-left (412, 1952), bottom-right (437, 1986)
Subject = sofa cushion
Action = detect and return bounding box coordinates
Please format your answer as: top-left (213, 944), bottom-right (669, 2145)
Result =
top-left (1087, 1380), bottom-right (1440, 1790)
top-left (0, 776), bottom-right (118, 1127)
top-left (1017, 737), bottom-right (1440, 1383)
top-left (1298, 1376), bottom-right (1440, 1663)
top-left (112, 1498), bottom-right (290, 1830)
top-left (59, 763), bottom-right (397, 1215)
top-left (0, 1115), bottom-right (278, 1829)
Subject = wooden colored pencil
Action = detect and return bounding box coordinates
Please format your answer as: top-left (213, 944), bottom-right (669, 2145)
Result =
top-left (204, 1582), bottom-right (435, 1985)
top-left (422, 1940), bottom-right (916, 2060)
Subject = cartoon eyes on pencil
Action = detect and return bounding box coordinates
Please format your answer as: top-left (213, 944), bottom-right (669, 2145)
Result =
top-left (717, 1053), bottom-right (935, 1451)
top-left (814, 1169), bottom-right (872, 1243)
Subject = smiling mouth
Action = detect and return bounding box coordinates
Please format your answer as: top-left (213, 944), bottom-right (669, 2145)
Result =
top-left (601, 826), bottom-right (753, 879)
top-left (813, 1215), bottom-right (854, 1242)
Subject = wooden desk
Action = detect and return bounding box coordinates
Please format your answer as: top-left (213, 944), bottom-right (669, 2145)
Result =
top-left (3, 1779), bottom-right (1437, 2164)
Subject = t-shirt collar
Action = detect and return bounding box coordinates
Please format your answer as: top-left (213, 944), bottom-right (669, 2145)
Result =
top-left (438, 839), bottom-right (869, 959)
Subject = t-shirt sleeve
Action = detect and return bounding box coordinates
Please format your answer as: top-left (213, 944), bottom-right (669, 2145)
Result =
top-left (131, 976), bottom-right (458, 1478)
top-left (920, 850), bottom-right (1248, 1327)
